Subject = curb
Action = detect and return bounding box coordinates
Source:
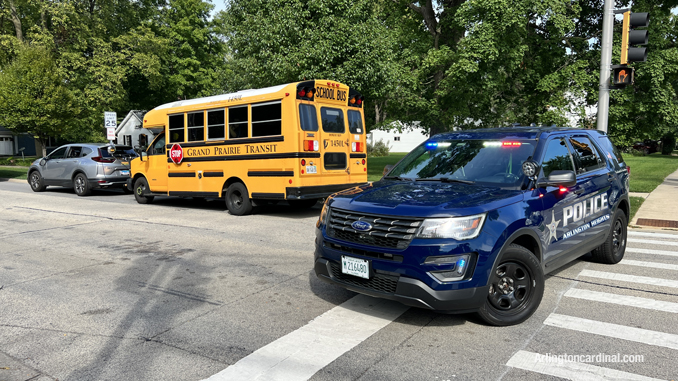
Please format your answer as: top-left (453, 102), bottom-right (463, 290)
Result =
top-left (0, 178), bottom-right (26, 183)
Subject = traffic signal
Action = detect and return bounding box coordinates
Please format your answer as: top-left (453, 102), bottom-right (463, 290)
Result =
top-left (621, 11), bottom-right (649, 64)
top-left (613, 67), bottom-right (634, 85)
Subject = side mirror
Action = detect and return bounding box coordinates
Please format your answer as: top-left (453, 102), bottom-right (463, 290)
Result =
top-left (39, 158), bottom-right (47, 166)
top-left (537, 170), bottom-right (576, 188)
top-left (383, 165), bottom-right (393, 176)
top-left (139, 151), bottom-right (148, 162)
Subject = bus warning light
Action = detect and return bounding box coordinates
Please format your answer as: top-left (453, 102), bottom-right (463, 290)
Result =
top-left (301, 159), bottom-right (306, 166)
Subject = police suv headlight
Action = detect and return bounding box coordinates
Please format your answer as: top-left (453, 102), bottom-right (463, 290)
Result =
top-left (415, 214), bottom-right (486, 240)
top-left (317, 201), bottom-right (331, 228)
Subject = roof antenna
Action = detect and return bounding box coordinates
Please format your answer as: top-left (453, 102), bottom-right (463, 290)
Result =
top-left (530, 123), bottom-right (536, 127)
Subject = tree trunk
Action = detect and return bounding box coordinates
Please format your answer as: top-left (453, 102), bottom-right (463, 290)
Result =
top-left (7, 0), bottom-right (23, 42)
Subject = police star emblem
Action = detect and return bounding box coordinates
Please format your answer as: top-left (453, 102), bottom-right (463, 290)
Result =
top-left (546, 210), bottom-right (561, 244)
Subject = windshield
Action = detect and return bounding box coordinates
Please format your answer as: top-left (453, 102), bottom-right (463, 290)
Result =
top-left (387, 139), bottom-right (537, 188)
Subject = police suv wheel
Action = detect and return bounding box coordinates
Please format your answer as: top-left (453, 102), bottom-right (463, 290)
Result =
top-left (477, 244), bottom-right (544, 326)
top-left (591, 209), bottom-right (627, 264)
top-left (29, 171), bottom-right (46, 192)
top-left (225, 182), bottom-right (253, 215)
top-left (73, 173), bottom-right (91, 196)
top-left (133, 177), bottom-right (154, 204)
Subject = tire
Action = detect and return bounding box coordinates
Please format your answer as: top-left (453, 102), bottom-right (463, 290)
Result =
top-left (73, 173), bottom-right (91, 196)
top-left (133, 177), bottom-right (154, 204)
top-left (225, 182), bottom-right (252, 215)
top-left (477, 244), bottom-right (544, 326)
top-left (591, 209), bottom-right (627, 264)
top-left (29, 171), bottom-right (47, 192)
top-left (288, 199), bottom-right (318, 209)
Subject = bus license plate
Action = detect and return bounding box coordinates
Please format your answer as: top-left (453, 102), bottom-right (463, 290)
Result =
top-left (306, 165), bottom-right (317, 174)
top-left (341, 256), bottom-right (369, 279)
top-left (120, 170), bottom-right (130, 176)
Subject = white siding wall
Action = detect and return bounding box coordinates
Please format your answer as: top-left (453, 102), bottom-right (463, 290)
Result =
top-left (367, 126), bottom-right (428, 153)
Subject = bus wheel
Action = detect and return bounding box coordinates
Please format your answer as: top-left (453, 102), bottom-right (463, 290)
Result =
top-left (225, 182), bottom-right (253, 215)
top-left (134, 177), bottom-right (154, 204)
top-left (288, 199), bottom-right (318, 209)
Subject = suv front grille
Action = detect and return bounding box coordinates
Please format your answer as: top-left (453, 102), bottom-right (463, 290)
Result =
top-left (326, 208), bottom-right (422, 249)
top-left (329, 262), bottom-right (399, 294)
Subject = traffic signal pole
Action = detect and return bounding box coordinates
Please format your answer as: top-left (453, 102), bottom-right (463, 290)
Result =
top-left (596, 0), bottom-right (615, 133)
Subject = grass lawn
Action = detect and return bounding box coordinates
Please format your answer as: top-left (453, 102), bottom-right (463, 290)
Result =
top-left (628, 196), bottom-right (644, 222)
top-left (0, 166), bottom-right (29, 180)
top-left (623, 152), bottom-right (678, 193)
top-left (367, 153), bottom-right (408, 181)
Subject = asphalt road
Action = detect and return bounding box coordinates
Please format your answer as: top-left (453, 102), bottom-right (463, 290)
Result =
top-left (1, 180), bottom-right (677, 381)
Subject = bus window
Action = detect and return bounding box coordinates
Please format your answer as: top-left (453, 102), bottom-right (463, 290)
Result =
top-left (187, 111), bottom-right (205, 142)
top-left (169, 114), bottom-right (184, 143)
top-left (321, 107), bottom-right (345, 133)
top-left (347, 110), bottom-right (363, 134)
top-left (151, 134), bottom-right (166, 155)
top-left (324, 152), bottom-right (347, 170)
top-left (252, 101), bottom-right (281, 137)
top-left (299, 104), bottom-right (318, 131)
top-left (207, 109), bottom-right (225, 140)
top-left (229, 106), bottom-right (248, 139)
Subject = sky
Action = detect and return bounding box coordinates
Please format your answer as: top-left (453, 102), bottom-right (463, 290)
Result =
top-left (210, 0), bottom-right (226, 15)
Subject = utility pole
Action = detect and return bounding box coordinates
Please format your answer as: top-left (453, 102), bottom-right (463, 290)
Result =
top-left (596, 0), bottom-right (615, 132)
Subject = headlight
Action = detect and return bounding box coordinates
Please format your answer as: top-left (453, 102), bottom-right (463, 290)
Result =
top-left (415, 214), bottom-right (486, 240)
top-left (317, 201), bottom-right (331, 228)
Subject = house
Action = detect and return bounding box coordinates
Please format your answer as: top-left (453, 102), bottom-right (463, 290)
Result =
top-left (115, 110), bottom-right (156, 148)
top-left (0, 126), bottom-right (40, 156)
top-left (367, 122), bottom-right (429, 153)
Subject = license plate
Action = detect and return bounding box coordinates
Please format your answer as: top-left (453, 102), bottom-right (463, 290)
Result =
top-left (306, 165), bottom-right (317, 174)
top-left (120, 170), bottom-right (130, 176)
top-left (341, 256), bottom-right (370, 279)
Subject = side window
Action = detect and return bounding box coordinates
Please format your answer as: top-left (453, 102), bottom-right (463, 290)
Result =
top-left (569, 136), bottom-right (605, 174)
top-left (299, 104), bottom-right (318, 131)
top-left (168, 114), bottom-right (184, 143)
top-left (49, 147), bottom-right (68, 159)
top-left (81, 147), bottom-right (92, 157)
top-left (207, 109), bottom-right (225, 140)
top-left (541, 138), bottom-right (574, 177)
top-left (229, 106), bottom-right (248, 139)
top-left (321, 107), bottom-right (345, 133)
top-left (187, 111), bottom-right (205, 142)
top-left (151, 134), bottom-right (166, 155)
top-left (598, 136), bottom-right (624, 169)
top-left (252, 101), bottom-right (281, 137)
top-left (347, 110), bottom-right (363, 134)
top-left (67, 146), bottom-right (82, 158)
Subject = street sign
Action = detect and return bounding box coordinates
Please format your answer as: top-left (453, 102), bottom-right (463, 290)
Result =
top-left (105, 111), bottom-right (117, 141)
top-left (613, 67), bottom-right (634, 85)
top-left (169, 144), bottom-right (184, 164)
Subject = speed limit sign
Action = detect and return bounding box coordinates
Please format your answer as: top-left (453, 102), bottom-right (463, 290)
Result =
top-left (104, 112), bottom-right (117, 140)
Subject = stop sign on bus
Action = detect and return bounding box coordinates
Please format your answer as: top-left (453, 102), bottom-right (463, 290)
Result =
top-left (170, 144), bottom-right (183, 164)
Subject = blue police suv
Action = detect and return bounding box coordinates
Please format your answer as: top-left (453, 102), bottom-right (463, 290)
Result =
top-left (314, 127), bottom-right (629, 326)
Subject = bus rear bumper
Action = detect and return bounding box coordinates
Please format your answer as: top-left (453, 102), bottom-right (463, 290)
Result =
top-left (286, 182), bottom-right (368, 200)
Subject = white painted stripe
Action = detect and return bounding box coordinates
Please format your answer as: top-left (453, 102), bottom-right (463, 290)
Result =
top-left (506, 350), bottom-right (661, 381)
top-left (620, 259), bottom-right (678, 271)
top-left (626, 238), bottom-right (678, 247)
top-left (625, 248), bottom-right (678, 258)
top-left (204, 294), bottom-right (408, 381)
top-left (544, 314), bottom-right (678, 351)
top-left (564, 288), bottom-right (678, 314)
top-left (628, 231), bottom-right (678, 239)
top-left (579, 269), bottom-right (678, 289)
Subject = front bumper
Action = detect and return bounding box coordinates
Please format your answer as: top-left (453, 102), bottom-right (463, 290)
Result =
top-left (314, 258), bottom-right (488, 313)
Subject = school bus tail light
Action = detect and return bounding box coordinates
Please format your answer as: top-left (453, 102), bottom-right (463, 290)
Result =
top-left (352, 142), bottom-right (364, 152)
top-left (356, 96), bottom-right (363, 106)
top-left (304, 140), bottom-right (319, 151)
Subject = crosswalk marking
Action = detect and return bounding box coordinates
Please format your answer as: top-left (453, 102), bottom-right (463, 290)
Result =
top-left (627, 231), bottom-right (678, 240)
top-left (506, 350), bottom-right (662, 381)
top-left (564, 288), bottom-right (678, 314)
top-left (626, 238), bottom-right (678, 247)
top-left (625, 248), bottom-right (678, 258)
top-left (579, 269), bottom-right (678, 289)
top-left (203, 294), bottom-right (409, 381)
top-left (620, 259), bottom-right (678, 271)
top-left (543, 314), bottom-right (678, 351)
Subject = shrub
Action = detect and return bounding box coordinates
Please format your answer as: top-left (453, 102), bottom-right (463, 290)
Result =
top-left (661, 134), bottom-right (676, 155)
top-left (367, 139), bottom-right (391, 157)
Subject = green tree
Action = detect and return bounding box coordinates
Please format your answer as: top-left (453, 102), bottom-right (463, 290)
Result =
top-left (0, 45), bottom-right (80, 156)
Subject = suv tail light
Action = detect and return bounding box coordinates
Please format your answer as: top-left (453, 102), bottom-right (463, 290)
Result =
top-left (92, 149), bottom-right (115, 163)
top-left (303, 140), bottom-right (319, 151)
top-left (627, 166), bottom-right (631, 174)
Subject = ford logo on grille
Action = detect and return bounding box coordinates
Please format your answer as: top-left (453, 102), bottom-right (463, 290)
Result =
top-left (351, 221), bottom-right (373, 232)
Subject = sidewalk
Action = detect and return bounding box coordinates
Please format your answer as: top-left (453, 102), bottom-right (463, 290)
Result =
top-left (631, 167), bottom-right (678, 229)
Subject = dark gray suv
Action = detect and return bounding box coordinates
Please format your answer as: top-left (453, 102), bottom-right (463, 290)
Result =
top-left (27, 143), bottom-right (136, 196)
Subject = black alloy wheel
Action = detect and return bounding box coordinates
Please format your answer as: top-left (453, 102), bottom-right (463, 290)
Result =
top-left (29, 171), bottom-right (46, 192)
top-left (73, 173), bottom-right (91, 196)
top-left (477, 244), bottom-right (544, 326)
top-left (591, 208), bottom-right (627, 264)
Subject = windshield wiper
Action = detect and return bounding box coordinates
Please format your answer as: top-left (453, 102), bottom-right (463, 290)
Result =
top-left (416, 177), bottom-right (475, 185)
top-left (384, 176), bottom-right (414, 181)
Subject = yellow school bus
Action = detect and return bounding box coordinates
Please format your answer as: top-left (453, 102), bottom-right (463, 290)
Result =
top-left (128, 80), bottom-right (368, 215)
